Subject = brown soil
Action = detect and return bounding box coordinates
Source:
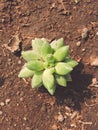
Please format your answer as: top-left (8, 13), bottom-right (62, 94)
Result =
top-left (0, 0), bottom-right (98, 130)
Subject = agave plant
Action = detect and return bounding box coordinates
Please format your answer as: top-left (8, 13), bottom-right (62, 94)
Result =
top-left (18, 38), bottom-right (78, 95)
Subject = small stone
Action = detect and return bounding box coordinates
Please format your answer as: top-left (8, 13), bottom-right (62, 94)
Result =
top-left (50, 3), bottom-right (56, 9)
top-left (91, 78), bottom-right (98, 87)
top-left (8, 58), bottom-right (12, 62)
top-left (50, 99), bottom-right (55, 106)
top-left (18, 60), bottom-right (21, 64)
top-left (0, 111), bottom-right (3, 115)
top-left (71, 123), bottom-right (76, 127)
top-left (76, 41), bottom-right (81, 46)
top-left (20, 97), bottom-right (23, 101)
top-left (65, 106), bottom-right (71, 112)
top-left (90, 58), bottom-right (98, 66)
top-left (65, 112), bottom-right (71, 116)
top-left (64, 115), bottom-right (67, 119)
top-left (76, 56), bottom-right (81, 62)
top-left (82, 48), bottom-right (86, 52)
top-left (52, 124), bottom-right (58, 130)
top-left (26, 127), bottom-right (31, 130)
top-left (23, 117), bottom-right (27, 120)
top-left (75, 0), bottom-right (80, 3)
top-left (57, 114), bottom-right (64, 122)
top-left (0, 102), bottom-right (5, 106)
top-left (90, 56), bottom-right (98, 66)
top-left (17, 103), bottom-right (19, 106)
top-left (96, 32), bottom-right (98, 36)
top-left (23, 123), bottom-right (25, 126)
top-left (14, 124), bottom-right (17, 126)
top-left (5, 99), bottom-right (11, 104)
top-left (71, 111), bottom-right (78, 119)
top-left (81, 27), bottom-right (89, 39)
top-left (92, 78), bottom-right (97, 84)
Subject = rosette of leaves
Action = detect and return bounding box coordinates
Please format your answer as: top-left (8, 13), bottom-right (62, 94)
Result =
top-left (18, 38), bottom-right (78, 95)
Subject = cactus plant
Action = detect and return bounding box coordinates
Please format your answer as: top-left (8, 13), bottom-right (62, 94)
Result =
top-left (18, 38), bottom-right (78, 95)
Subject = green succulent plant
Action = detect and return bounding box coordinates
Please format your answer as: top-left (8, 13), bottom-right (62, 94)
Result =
top-left (18, 38), bottom-right (78, 95)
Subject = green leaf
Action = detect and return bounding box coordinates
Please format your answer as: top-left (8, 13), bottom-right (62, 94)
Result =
top-left (50, 38), bottom-right (64, 51)
top-left (47, 85), bottom-right (56, 95)
top-left (32, 38), bottom-right (43, 54)
top-left (55, 74), bottom-right (67, 87)
top-left (41, 38), bottom-right (53, 58)
top-left (53, 46), bottom-right (69, 61)
top-left (22, 50), bottom-right (39, 61)
top-left (18, 67), bottom-right (34, 78)
top-left (31, 71), bottom-right (43, 88)
top-left (26, 60), bottom-right (44, 71)
top-left (42, 69), bottom-right (55, 95)
top-left (65, 58), bottom-right (78, 68)
top-left (32, 38), bottom-right (52, 58)
top-left (44, 54), bottom-right (55, 67)
top-left (65, 74), bottom-right (72, 81)
top-left (55, 62), bottom-right (73, 75)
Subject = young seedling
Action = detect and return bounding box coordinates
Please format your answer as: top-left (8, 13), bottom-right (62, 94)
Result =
top-left (18, 38), bottom-right (78, 95)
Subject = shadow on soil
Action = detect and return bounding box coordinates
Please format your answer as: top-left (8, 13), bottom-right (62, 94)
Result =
top-left (0, 77), bottom-right (5, 87)
top-left (54, 62), bottom-right (93, 111)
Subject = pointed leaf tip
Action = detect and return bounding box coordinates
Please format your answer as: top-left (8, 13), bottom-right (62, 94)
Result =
top-left (42, 69), bottom-right (55, 94)
top-left (31, 71), bottom-right (43, 88)
top-left (50, 38), bottom-right (64, 51)
top-left (55, 62), bottom-right (73, 75)
top-left (18, 67), bottom-right (34, 78)
top-left (26, 60), bottom-right (44, 71)
top-left (54, 46), bottom-right (69, 61)
top-left (55, 74), bottom-right (67, 87)
top-left (22, 51), bottom-right (39, 61)
top-left (65, 58), bottom-right (78, 68)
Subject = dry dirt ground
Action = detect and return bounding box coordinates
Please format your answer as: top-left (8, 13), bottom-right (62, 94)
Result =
top-left (0, 0), bottom-right (98, 130)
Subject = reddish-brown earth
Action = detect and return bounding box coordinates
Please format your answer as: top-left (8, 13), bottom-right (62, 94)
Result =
top-left (0, 0), bottom-right (98, 130)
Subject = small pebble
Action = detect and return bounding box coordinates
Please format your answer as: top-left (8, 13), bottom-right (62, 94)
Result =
top-left (52, 124), bottom-right (58, 130)
top-left (0, 102), bottom-right (5, 106)
top-left (57, 114), bottom-right (64, 122)
top-left (71, 124), bottom-right (76, 127)
top-left (81, 27), bottom-right (89, 39)
top-left (65, 106), bottom-right (71, 112)
top-left (20, 97), bottom-right (23, 101)
top-left (64, 115), bottom-right (67, 119)
top-left (17, 103), bottom-right (19, 106)
top-left (82, 48), bottom-right (86, 52)
top-left (92, 78), bottom-right (97, 84)
top-left (23, 123), bottom-right (25, 126)
top-left (26, 127), bottom-right (31, 130)
top-left (76, 41), bottom-right (81, 46)
top-left (90, 56), bottom-right (98, 66)
top-left (50, 3), bottom-right (56, 9)
top-left (71, 111), bottom-right (78, 119)
top-left (75, 0), bottom-right (80, 3)
top-left (76, 56), bottom-right (81, 62)
top-left (91, 58), bottom-right (98, 66)
top-left (23, 117), bottom-right (27, 121)
top-left (0, 111), bottom-right (3, 115)
top-left (8, 58), bottom-right (12, 62)
top-left (96, 32), bottom-right (98, 36)
top-left (18, 60), bottom-right (21, 64)
top-left (65, 112), bottom-right (71, 116)
top-left (5, 99), bottom-right (11, 104)
top-left (14, 124), bottom-right (17, 126)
